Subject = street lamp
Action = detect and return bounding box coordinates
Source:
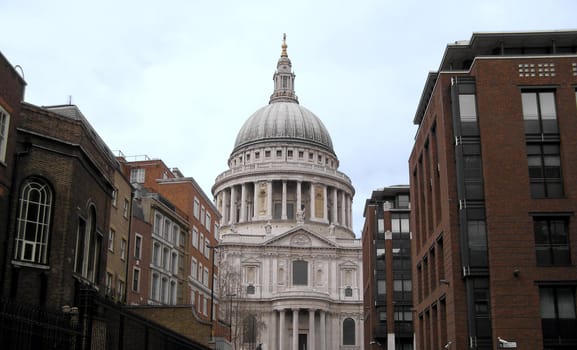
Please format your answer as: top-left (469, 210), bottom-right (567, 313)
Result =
top-left (226, 293), bottom-right (237, 341)
top-left (207, 243), bottom-right (218, 341)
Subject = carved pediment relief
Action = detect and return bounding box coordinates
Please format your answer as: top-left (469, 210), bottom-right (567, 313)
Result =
top-left (263, 227), bottom-right (338, 249)
top-left (291, 233), bottom-right (311, 246)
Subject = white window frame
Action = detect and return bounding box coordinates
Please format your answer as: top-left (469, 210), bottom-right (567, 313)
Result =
top-left (108, 229), bottom-right (115, 252)
top-left (120, 238), bottom-right (127, 261)
top-left (132, 267), bottom-right (141, 292)
top-left (130, 168), bottom-right (145, 183)
top-left (134, 233), bottom-right (142, 259)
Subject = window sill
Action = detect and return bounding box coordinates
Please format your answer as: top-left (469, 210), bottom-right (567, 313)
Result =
top-left (11, 260), bottom-right (50, 270)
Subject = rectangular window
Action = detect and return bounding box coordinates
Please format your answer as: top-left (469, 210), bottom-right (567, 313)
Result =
top-left (117, 280), bottom-right (125, 302)
top-left (396, 194), bottom-right (410, 209)
top-left (534, 217), bottom-right (570, 266)
top-left (106, 272), bottom-right (113, 296)
top-left (151, 274), bottom-right (159, 301)
top-left (153, 242), bottom-right (161, 266)
top-left (130, 168), bottom-right (145, 183)
top-left (0, 106), bottom-right (10, 162)
top-left (193, 198), bottom-right (200, 219)
top-left (391, 213), bottom-right (410, 233)
top-left (154, 212), bottom-right (162, 235)
top-left (192, 228), bottom-right (199, 249)
top-left (204, 267), bottom-right (209, 287)
top-left (527, 143), bottom-right (563, 198)
top-left (123, 199), bottom-right (129, 218)
top-left (191, 258), bottom-right (198, 280)
top-left (199, 234), bottom-right (204, 255)
top-left (204, 239), bottom-right (210, 259)
top-left (539, 286), bottom-right (576, 344)
top-left (293, 260), bottom-right (308, 285)
top-left (458, 94), bottom-right (477, 122)
top-left (377, 279), bottom-right (386, 295)
top-left (108, 229), bottom-right (115, 252)
top-left (522, 90), bottom-right (558, 135)
top-left (132, 268), bottom-right (140, 292)
top-left (200, 206), bottom-right (206, 226)
top-left (205, 212), bottom-right (211, 231)
top-left (276, 149), bottom-right (282, 157)
top-left (111, 189), bottom-right (117, 207)
top-left (120, 238), bottom-right (127, 261)
top-left (134, 234), bottom-right (142, 259)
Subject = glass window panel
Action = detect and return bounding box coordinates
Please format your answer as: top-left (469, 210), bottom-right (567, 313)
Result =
top-left (557, 288), bottom-right (576, 319)
top-left (539, 92), bottom-right (557, 119)
top-left (459, 94), bottom-right (477, 121)
top-left (522, 93), bottom-right (539, 119)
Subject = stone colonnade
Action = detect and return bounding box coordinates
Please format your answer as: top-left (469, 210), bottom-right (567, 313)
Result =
top-left (273, 308), bottom-right (329, 350)
top-left (215, 180), bottom-right (353, 229)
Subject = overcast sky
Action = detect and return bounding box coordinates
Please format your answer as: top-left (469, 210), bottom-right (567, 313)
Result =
top-left (1, 0), bottom-right (576, 236)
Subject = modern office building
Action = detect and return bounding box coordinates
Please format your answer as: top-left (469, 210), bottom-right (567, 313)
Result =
top-left (212, 36), bottom-right (363, 350)
top-left (410, 30), bottom-right (577, 350)
top-left (362, 186), bottom-right (412, 350)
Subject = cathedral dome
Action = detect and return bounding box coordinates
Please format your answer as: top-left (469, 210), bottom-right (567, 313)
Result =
top-left (233, 102), bottom-right (334, 154)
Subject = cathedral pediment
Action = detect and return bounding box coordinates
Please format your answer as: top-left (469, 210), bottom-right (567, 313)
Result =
top-left (263, 227), bottom-right (338, 248)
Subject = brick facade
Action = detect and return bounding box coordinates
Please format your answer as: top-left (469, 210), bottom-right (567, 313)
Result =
top-left (410, 31), bottom-right (577, 350)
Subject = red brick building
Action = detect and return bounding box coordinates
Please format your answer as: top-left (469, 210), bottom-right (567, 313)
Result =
top-left (362, 185), bottom-right (412, 350)
top-left (0, 52), bottom-right (25, 287)
top-left (118, 157), bottom-right (222, 333)
top-left (410, 31), bottom-right (577, 350)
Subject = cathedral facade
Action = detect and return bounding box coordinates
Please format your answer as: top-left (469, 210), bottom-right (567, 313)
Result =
top-left (212, 36), bottom-right (364, 350)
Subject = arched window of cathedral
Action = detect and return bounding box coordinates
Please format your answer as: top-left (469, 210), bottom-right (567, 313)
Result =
top-left (14, 177), bottom-right (53, 265)
top-left (345, 286), bottom-right (353, 297)
top-left (292, 260), bottom-right (308, 285)
top-left (342, 317), bottom-right (355, 345)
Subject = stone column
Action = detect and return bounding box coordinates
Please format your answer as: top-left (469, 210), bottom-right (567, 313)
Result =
top-left (267, 181), bottom-right (273, 220)
top-left (279, 309), bottom-right (285, 350)
top-left (253, 182), bottom-right (259, 221)
top-left (332, 188), bottom-right (338, 225)
top-left (229, 185), bottom-right (236, 224)
top-left (341, 192), bottom-right (347, 228)
top-left (223, 189), bottom-right (229, 225)
top-left (296, 181), bottom-right (302, 214)
top-left (292, 309), bottom-right (299, 350)
top-left (281, 180), bottom-right (287, 220)
top-left (323, 185), bottom-right (328, 222)
top-left (320, 310), bottom-right (326, 350)
top-left (308, 309), bottom-right (315, 350)
top-left (310, 183), bottom-right (316, 221)
top-left (240, 183), bottom-right (247, 223)
top-left (348, 195), bottom-right (353, 229)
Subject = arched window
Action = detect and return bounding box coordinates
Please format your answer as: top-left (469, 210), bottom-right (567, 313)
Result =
top-left (247, 285), bottom-right (255, 295)
top-left (343, 317), bottom-right (355, 345)
top-left (14, 178), bottom-right (53, 264)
